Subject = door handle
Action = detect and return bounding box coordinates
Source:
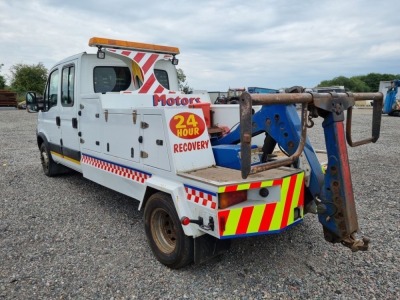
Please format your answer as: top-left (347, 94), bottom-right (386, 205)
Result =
top-left (72, 118), bottom-right (78, 129)
top-left (56, 116), bottom-right (61, 126)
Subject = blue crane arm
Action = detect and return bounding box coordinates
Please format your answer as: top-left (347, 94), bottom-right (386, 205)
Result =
top-left (212, 104), bottom-right (324, 207)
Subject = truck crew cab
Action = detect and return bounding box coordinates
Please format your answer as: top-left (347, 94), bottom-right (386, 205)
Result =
top-left (26, 37), bottom-right (383, 268)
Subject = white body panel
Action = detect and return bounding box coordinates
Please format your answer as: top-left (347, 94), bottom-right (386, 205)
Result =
top-left (164, 108), bottom-right (215, 172)
top-left (77, 92), bottom-right (217, 237)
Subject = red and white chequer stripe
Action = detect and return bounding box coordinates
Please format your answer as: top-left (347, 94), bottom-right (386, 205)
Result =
top-left (184, 186), bottom-right (217, 210)
top-left (81, 154), bottom-right (150, 184)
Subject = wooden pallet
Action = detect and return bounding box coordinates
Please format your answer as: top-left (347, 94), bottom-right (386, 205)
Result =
top-left (0, 90), bottom-right (18, 107)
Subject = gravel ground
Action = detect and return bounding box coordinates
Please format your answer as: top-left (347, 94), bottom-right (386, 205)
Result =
top-left (0, 108), bottom-right (399, 299)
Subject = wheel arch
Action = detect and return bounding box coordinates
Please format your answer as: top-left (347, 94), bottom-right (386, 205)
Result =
top-left (140, 176), bottom-right (199, 237)
top-left (37, 132), bottom-right (49, 150)
top-left (141, 186), bottom-right (158, 212)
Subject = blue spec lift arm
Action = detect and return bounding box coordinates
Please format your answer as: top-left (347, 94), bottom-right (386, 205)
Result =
top-left (216, 91), bottom-right (383, 252)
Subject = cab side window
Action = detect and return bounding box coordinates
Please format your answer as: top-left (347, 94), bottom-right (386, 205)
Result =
top-left (43, 69), bottom-right (59, 111)
top-left (61, 65), bottom-right (75, 107)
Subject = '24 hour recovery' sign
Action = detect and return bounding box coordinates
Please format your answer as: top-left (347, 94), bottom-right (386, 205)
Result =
top-left (169, 112), bottom-right (205, 139)
top-left (169, 112), bottom-right (209, 153)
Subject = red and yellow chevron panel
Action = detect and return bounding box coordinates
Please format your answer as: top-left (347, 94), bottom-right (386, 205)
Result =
top-left (218, 178), bottom-right (282, 193)
top-left (218, 172), bottom-right (304, 238)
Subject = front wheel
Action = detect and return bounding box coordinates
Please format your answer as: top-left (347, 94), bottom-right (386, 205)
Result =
top-left (144, 192), bottom-right (194, 269)
top-left (39, 143), bottom-right (62, 177)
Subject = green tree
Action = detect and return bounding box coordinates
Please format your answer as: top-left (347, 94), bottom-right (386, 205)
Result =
top-left (318, 73), bottom-right (400, 92)
top-left (0, 63), bottom-right (6, 89)
top-left (318, 76), bottom-right (370, 92)
top-left (177, 68), bottom-right (192, 94)
top-left (354, 73), bottom-right (400, 92)
top-left (0, 75), bottom-right (5, 89)
top-left (10, 63), bottom-right (48, 95)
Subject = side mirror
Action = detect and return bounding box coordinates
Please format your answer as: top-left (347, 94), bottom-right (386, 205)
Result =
top-left (26, 91), bottom-right (39, 113)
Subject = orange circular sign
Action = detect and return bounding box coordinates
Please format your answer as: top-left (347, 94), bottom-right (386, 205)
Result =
top-left (169, 112), bottom-right (206, 139)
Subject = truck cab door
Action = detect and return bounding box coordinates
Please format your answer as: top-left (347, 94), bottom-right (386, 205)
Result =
top-left (59, 62), bottom-right (81, 171)
top-left (38, 68), bottom-right (62, 160)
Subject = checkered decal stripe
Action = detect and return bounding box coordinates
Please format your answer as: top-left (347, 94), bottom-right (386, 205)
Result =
top-left (81, 155), bottom-right (150, 184)
top-left (184, 186), bottom-right (217, 210)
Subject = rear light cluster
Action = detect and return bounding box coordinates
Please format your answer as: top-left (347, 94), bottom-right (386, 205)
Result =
top-left (218, 186), bottom-right (277, 209)
top-left (218, 190), bottom-right (247, 209)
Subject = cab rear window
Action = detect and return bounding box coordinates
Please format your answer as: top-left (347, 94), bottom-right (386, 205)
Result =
top-left (154, 69), bottom-right (169, 90)
top-left (93, 66), bottom-right (131, 93)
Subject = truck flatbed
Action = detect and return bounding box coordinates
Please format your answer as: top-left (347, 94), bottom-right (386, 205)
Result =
top-left (178, 165), bottom-right (301, 187)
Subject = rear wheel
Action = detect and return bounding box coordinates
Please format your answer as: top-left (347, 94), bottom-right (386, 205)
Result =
top-left (144, 192), bottom-right (194, 269)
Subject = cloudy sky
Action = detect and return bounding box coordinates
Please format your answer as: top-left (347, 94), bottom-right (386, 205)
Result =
top-left (1, 0), bottom-right (399, 91)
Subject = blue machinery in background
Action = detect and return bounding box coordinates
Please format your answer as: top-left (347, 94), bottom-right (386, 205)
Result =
top-left (212, 91), bottom-right (383, 252)
top-left (247, 86), bottom-right (279, 94)
top-left (383, 79), bottom-right (400, 115)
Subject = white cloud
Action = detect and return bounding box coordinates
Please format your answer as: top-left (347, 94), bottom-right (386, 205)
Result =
top-left (366, 42), bottom-right (400, 58)
top-left (0, 0), bottom-right (399, 90)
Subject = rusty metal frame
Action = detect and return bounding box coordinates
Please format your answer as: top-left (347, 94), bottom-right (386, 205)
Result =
top-left (239, 92), bottom-right (312, 179)
top-left (346, 92), bottom-right (383, 147)
top-left (239, 91), bottom-right (384, 179)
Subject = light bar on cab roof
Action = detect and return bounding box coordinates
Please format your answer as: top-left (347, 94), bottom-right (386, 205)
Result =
top-left (88, 37), bottom-right (180, 55)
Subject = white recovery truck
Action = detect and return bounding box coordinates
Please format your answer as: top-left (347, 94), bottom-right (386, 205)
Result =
top-left (26, 37), bottom-right (383, 268)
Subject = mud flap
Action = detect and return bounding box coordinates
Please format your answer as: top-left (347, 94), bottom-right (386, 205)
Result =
top-left (194, 235), bottom-right (231, 264)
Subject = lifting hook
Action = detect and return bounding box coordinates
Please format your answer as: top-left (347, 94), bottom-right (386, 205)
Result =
top-left (341, 234), bottom-right (370, 252)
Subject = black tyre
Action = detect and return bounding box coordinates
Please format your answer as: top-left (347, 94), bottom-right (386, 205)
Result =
top-left (144, 192), bottom-right (194, 269)
top-left (39, 143), bottom-right (61, 177)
